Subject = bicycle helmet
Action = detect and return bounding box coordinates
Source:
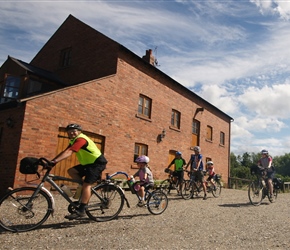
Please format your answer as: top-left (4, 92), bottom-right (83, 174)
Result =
top-left (206, 161), bottom-right (214, 165)
top-left (66, 124), bottom-right (82, 131)
top-left (135, 155), bottom-right (149, 163)
top-left (176, 151), bottom-right (182, 155)
top-left (193, 146), bottom-right (200, 152)
top-left (261, 149), bottom-right (268, 155)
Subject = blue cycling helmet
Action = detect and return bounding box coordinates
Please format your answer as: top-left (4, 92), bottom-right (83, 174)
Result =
top-left (176, 151), bottom-right (182, 155)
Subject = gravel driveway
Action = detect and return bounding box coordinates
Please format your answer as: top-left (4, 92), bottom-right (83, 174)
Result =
top-left (0, 188), bottom-right (289, 250)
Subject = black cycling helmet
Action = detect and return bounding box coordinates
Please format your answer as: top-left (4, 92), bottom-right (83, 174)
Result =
top-left (66, 124), bottom-right (82, 131)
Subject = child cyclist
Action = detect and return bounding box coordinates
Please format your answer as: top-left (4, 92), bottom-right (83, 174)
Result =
top-left (206, 161), bottom-right (216, 190)
top-left (133, 155), bottom-right (154, 206)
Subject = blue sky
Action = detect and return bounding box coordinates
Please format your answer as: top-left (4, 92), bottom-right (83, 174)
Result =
top-left (1, 0), bottom-right (290, 157)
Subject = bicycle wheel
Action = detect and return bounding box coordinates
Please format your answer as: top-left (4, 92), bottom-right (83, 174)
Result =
top-left (181, 180), bottom-right (193, 200)
top-left (146, 189), bottom-right (168, 215)
top-left (211, 181), bottom-right (222, 198)
top-left (159, 179), bottom-right (171, 194)
top-left (248, 181), bottom-right (263, 206)
top-left (86, 184), bottom-right (124, 222)
top-left (270, 188), bottom-right (278, 203)
top-left (0, 187), bottom-right (52, 232)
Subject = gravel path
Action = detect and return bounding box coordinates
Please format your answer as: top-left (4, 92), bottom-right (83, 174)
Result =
top-left (0, 188), bottom-right (289, 250)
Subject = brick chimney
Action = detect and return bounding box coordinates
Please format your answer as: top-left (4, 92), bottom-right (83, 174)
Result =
top-left (142, 49), bottom-right (155, 66)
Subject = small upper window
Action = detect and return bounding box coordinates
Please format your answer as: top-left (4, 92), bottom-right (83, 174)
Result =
top-left (171, 109), bottom-right (180, 129)
top-left (138, 94), bottom-right (152, 118)
top-left (3, 75), bottom-right (20, 99)
top-left (220, 131), bottom-right (225, 145)
top-left (59, 47), bottom-right (72, 68)
top-left (206, 125), bottom-right (213, 141)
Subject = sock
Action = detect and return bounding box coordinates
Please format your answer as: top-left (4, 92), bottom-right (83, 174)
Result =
top-left (78, 203), bottom-right (86, 212)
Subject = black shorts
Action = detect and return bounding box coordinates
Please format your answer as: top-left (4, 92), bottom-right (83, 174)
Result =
top-left (73, 162), bottom-right (106, 184)
top-left (173, 171), bottom-right (184, 181)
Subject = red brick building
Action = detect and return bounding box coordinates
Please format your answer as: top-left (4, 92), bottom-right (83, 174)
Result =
top-left (0, 15), bottom-right (233, 196)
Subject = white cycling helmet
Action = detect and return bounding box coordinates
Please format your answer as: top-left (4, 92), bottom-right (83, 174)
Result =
top-left (193, 146), bottom-right (200, 152)
top-left (135, 155), bottom-right (149, 163)
top-left (206, 161), bottom-right (214, 165)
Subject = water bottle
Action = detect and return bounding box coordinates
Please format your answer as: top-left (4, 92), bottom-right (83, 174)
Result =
top-left (128, 175), bottom-right (135, 186)
top-left (60, 184), bottom-right (73, 197)
top-left (73, 185), bottom-right (82, 199)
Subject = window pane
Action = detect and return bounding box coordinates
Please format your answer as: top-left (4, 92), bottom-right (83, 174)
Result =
top-left (3, 76), bottom-right (20, 98)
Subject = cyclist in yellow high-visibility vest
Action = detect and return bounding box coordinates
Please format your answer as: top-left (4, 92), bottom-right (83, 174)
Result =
top-left (51, 124), bottom-right (107, 220)
top-left (167, 151), bottom-right (186, 195)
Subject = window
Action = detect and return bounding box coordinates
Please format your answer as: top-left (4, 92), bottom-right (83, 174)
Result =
top-left (171, 109), bottom-right (180, 129)
top-left (27, 79), bottom-right (42, 96)
top-left (192, 119), bottom-right (199, 135)
top-left (134, 143), bottom-right (148, 162)
top-left (206, 125), bottom-right (213, 141)
top-left (138, 95), bottom-right (152, 118)
top-left (59, 47), bottom-right (72, 67)
top-left (220, 132), bottom-right (225, 145)
top-left (3, 75), bottom-right (20, 99)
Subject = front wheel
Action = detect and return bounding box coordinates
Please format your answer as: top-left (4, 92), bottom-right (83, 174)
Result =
top-left (248, 181), bottom-right (263, 206)
top-left (86, 184), bottom-right (125, 222)
top-left (0, 187), bottom-right (52, 232)
top-left (211, 181), bottom-right (222, 198)
top-left (146, 190), bottom-right (168, 215)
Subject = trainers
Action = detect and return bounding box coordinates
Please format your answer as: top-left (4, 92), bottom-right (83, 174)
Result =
top-left (64, 210), bottom-right (86, 220)
top-left (137, 200), bottom-right (146, 207)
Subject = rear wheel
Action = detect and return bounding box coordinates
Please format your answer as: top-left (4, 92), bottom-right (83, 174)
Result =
top-left (248, 181), bottom-right (263, 206)
top-left (160, 179), bottom-right (172, 194)
top-left (146, 190), bottom-right (168, 215)
top-left (270, 188), bottom-right (278, 203)
top-left (86, 184), bottom-right (124, 222)
top-left (181, 180), bottom-right (192, 200)
top-left (0, 187), bottom-right (52, 232)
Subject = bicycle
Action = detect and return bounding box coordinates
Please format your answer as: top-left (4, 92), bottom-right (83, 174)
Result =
top-left (181, 170), bottom-right (222, 199)
top-left (159, 168), bottom-right (184, 195)
top-left (248, 167), bottom-right (278, 206)
top-left (0, 157), bottom-right (168, 232)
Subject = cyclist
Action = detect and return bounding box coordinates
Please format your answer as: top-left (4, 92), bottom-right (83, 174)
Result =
top-left (185, 146), bottom-right (207, 200)
top-left (166, 151), bottom-right (186, 195)
top-left (257, 149), bottom-right (275, 201)
top-left (133, 155), bottom-right (154, 206)
top-left (206, 161), bottom-right (216, 190)
top-left (51, 124), bottom-right (107, 220)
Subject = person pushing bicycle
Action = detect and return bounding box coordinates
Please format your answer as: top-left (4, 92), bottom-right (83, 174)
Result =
top-left (51, 124), bottom-right (107, 220)
top-left (185, 146), bottom-right (207, 200)
top-left (166, 151), bottom-right (186, 195)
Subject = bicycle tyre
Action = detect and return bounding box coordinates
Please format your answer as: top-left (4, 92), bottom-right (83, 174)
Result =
top-left (270, 188), bottom-right (278, 203)
top-left (248, 181), bottom-right (263, 206)
top-left (0, 187), bottom-right (52, 232)
top-left (146, 189), bottom-right (168, 215)
top-left (86, 184), bottom-right (124, 222)
top-left (211, 181), bottom-right (222, 198)
top-left (181, 180), bottom-right (192, 200)
top-left (159, 179), bottom-right (172, 194)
